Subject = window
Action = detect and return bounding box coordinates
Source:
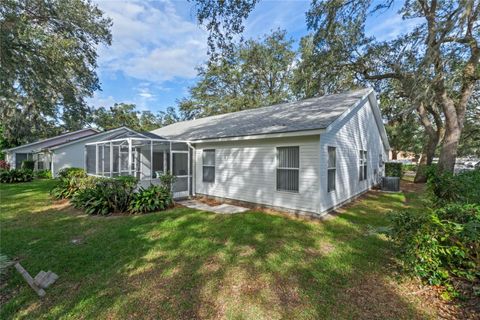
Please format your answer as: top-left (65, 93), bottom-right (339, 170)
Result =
top-left (276, 146), bottom-right (299, 192)
top-left (327, 147), bottom-right (336, 192)
top-left (37, 154), bottom-right (45, 170)
top-left (379, 154), bottom-right (383, 167)
top-left (359, 150), bottom-right (367, 181)
top-left (202, 149), bottom-right (215, 182)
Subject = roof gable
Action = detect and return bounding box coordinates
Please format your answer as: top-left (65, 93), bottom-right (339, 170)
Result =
top-left (3, 128), bottom-right (99, 153)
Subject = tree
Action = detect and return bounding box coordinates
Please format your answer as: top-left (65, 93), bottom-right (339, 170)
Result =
top-left (292, 35), bottom-right (357, 99)
top-left (380, 88), bottom-right (423, 160)
top-left (0, 0), bottom-right (112, 146)
top-left (189, 0), bottom-right (480, 174)
top-left (305, 0), bottom-right (480, 173)
top-left (93, 103), bottom-right (163, 132)
top-left (179, 30), bottom-right (295, 118)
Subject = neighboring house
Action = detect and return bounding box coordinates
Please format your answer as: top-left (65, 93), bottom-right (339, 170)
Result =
top-left (3, 127), bottom-right (141, 177)
top-left (87, 88), bottom-right (390, 216)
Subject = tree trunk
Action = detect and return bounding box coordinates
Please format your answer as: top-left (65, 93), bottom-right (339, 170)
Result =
top-left (414, 133), bottom-right (439, 183)
top-left (438, 123), bottom-right (462, 173)
top-left (391, 150), bottom-right (398, 160)
top-left (437, 92), bottom-right (464, 173)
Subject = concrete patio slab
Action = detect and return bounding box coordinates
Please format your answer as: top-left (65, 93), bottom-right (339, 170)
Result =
top-left (178, 200), bottom-right (249, 214)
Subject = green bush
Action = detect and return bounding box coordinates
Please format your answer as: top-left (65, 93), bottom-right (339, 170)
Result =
top-left (385, 162), bottom-right (403, 177)
top-left (71, 176), bottom-right (138, 215)
top-left (387, 204), bottom-right (480, 293)
top-left (21, 160), bottom-right (35, 171)
top-left (427, 168), bottom-right (480, 205)
top-left (35, 169), bottom-right (52, 179)
top-left (402, 163), bottom-right (417, 172)
top-left (159, 171), bottom-right (176, 191)
top-left (129, 185), bottom-right (173, 214)
top-left (51, 175), bottom-right (98, 199)
top-left (0, 169), bottom-right (34, 183)
top-left (57, 167), bottom-right (87, 179)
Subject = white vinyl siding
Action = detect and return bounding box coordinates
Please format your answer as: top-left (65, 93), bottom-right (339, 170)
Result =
top-left (276, 146), bottom-right (299, 192)
top-left (318, 97), bottom-right (388, 213)
top-left (194, 136), bottom-right (320, 214)
top-left (202, 149), bottom-right (215, 182)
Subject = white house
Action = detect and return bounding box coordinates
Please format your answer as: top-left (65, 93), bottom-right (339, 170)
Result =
top-left (86, 88), bottom-right (390, 217)
top-left (3, 127), bottom-right (142, 177)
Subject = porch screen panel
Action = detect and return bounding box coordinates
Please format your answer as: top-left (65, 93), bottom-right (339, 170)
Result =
top-left (120, 146), bottom-right (129, 175)
top-left (173, 153), bottom-right (188, 176)
top-left (172, 177), bottom-right (188, 193)
top-left (112, 146), bottom-right (119, 177)
top-left (86, 145), bottom-right (96, 174)
top-left (104, 144), bottom-right (111, 175)
top-left (172, 142), bottom-right (188, 151)
top-left (97, 145), bottom-right (104, 175)
top-left (276, 147), bottom-right (299, 192)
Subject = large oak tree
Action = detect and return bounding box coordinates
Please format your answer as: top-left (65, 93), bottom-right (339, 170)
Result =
top-left (0, 0), bottom-right (112, 146)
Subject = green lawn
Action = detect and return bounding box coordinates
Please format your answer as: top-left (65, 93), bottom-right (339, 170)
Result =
top-left (1, 180), bottom-right (434, 319)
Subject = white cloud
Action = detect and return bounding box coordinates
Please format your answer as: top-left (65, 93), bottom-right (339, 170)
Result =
top-left (366, 13), bottom-right (423, 42)
top-left (95, 0), bottom-right (208, 83)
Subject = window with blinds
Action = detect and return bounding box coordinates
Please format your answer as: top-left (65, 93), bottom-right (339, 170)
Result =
top-left (202, 149), bottom-right (215, 183)
top-left (359, 150), bottom-right (367, 181)
top-left (276, 146), bottom-right (299, 192)
top-left (327, 147), bottom-right (336, 192)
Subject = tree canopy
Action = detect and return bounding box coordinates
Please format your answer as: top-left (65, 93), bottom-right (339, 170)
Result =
top-left (190, 0), bottom-right (480, 173)
top-left (178, 30), bottom-right (296, 119)
top-left (0, 0), bottom-right (112, 146)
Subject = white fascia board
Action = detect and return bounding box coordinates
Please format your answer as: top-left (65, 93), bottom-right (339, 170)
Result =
top-left (367, 92), bottom-right (391, 151)
top-left (189, 129), bottom-right (325, 143)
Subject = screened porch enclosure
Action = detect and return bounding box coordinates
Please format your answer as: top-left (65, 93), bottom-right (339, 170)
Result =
top-left (85, 138), bottom-right (193, 199)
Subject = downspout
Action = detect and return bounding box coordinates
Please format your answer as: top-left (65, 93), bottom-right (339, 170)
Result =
top-left (51, 152), bottom-right (55, 178)
top-left (187, 142), bottom-right (196, 196)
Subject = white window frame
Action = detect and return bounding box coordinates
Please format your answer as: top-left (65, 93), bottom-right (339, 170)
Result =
top-left (276, 146), bottom-right (300, 193)
top-left (359, 150), bottom-right (367, 181)
top-left (327, 146), bottom-right (336, 192)
top-left (202, 149), bottom-right (215, 183)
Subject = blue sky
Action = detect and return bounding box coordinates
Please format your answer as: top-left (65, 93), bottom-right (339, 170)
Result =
top-left (90, 0), bottom-right (419, 113)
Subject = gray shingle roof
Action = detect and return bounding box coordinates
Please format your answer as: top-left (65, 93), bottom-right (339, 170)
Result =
top-left (151, 88), bottom-right (373, 141)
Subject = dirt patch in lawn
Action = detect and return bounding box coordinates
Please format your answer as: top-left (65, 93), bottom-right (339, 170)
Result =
top-left (401, 179), bottom-right (426, 194)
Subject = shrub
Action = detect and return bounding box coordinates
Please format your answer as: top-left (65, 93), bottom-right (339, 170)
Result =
top-left (387, 204), bottom-right (480, 295)
top-left (427, 168), bottom-right (480, 205)
top-left (385, 162), bottom-right (403, 177)
top-left (71, 176), bottom-right (138, 215)
top-left (402, 163), bottom-right (417, 172)
top-left (21, 160), bottom-right (35, 171)
top-left (0, 169), bottom-right (34, 183)
top-left (71, 185), bottom-right (112, 215)
top-left (129, 185), bottom-right (173, 214)
top-left (35, 169), bottom-right (52, 179)
top-left (0, 160), bottom-right (10, 171)
top-left (57, 167), bottom-right (87, 179)
top-left (51, 175), bottom-right (98, 199)
top-left (159, 171), bottom-right (176, 191)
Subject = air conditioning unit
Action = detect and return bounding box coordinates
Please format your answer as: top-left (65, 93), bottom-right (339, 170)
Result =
top-left (382, 176), bottom-right (400, 192)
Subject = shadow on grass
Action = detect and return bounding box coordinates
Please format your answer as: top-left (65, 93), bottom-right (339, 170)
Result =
top-left (1, 181), bottom-right (430, 319)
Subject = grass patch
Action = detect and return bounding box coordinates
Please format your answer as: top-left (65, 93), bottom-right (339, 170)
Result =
top-left (1, 180), bottom-right (435, 319)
